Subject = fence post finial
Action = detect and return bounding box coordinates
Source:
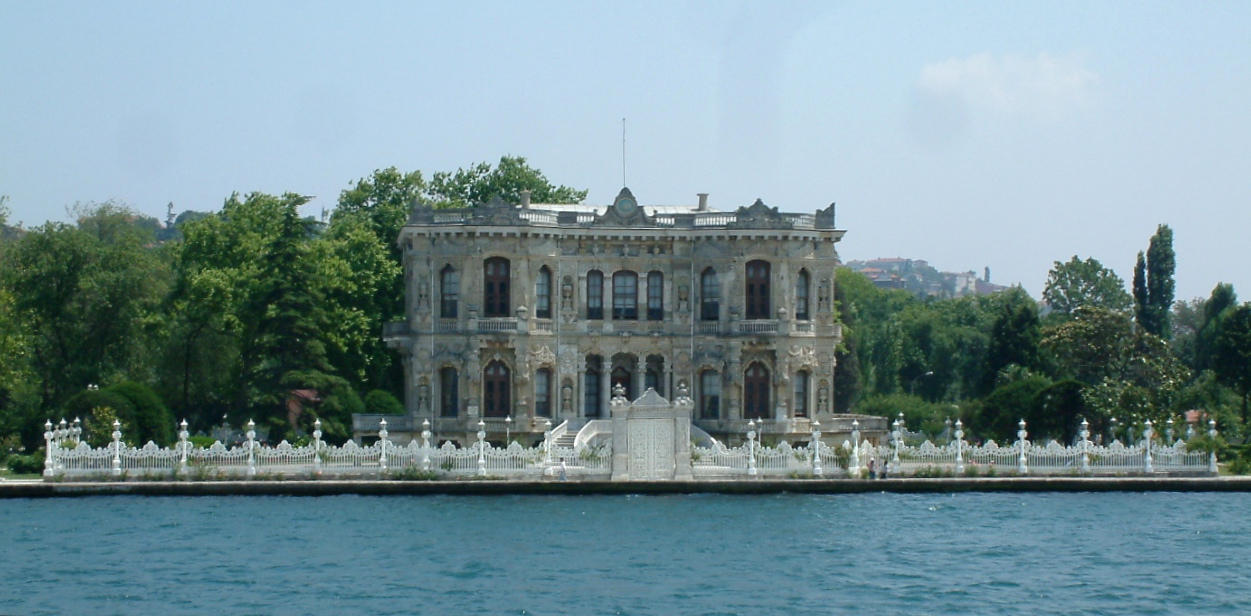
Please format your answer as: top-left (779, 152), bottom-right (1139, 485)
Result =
top-left (1208, 420), bottom-right (1219, 476)
top-left (954, 419), bottom-right (965, 475)
top-left (378, 419), bottom-right (389, 473)
top-left (313, 419), bottom-right (323, 477)
top-left (848, 419), bottom-right (861, 477)
top-left (1016, 419), bottom-right (1028, 475)
top-left (421, 419), bottom-right (431, 472)
top-left (246, 419), bottom-right (256, 479)
top-left (476, 420), bottom-right (487, 477)
top-left (43, 420), bottom-right (55, 478)
top-left (1079, 418), bottom-right (1090, 474)
top-left (111, 419), bottom-right (122, 477)
top-left (747, 420), bottom-right (757, 477)
top-left (178, 419), bottom-right (189, 478)
top-left (811, 420), bottom-right (823, 477)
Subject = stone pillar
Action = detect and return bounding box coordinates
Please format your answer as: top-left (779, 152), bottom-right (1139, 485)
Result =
top-left (575, 368), bottom-right (586, 418)
top-left (600, 369), bottom-right (611, 419)
top-left (635, 358), bottom-right (646, 400)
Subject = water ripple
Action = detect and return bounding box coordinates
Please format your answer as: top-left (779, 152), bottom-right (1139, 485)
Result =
top-left (2, 492), bottom-right (1249, 614)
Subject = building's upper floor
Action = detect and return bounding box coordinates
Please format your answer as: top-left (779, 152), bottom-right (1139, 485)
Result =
top-left (388, 189), bottom-right (846, 340)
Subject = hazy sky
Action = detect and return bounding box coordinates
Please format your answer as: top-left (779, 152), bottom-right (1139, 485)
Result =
top-left (2, 1), bottom-right (1248, 301)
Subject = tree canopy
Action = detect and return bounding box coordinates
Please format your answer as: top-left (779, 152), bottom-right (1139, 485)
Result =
top-left (1042, 256), bottom-right (1132, 316)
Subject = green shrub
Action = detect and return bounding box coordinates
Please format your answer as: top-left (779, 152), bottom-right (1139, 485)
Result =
top-left (107, 381), bottom-right (174, 446)
top-left (7, 451), bottom-right (45, 475)
top-left (364, 390), bottom-right (404, 416)
top-left (189, 436), bottom-right (217, 448)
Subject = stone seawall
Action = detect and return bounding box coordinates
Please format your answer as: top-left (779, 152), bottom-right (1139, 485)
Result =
top-left (4, 477), bottom-right (1251, 497)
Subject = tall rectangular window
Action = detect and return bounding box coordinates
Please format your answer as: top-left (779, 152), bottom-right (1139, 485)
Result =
top-left (700, 371), bottom-right (721, 419)
top-left (701, 268), bottom-right (720, 321)
top-left (795, 270), bottom-right (810, 321)
top-left (440, 266), bottom-right (459, 319)
top-left (484, 258), bottom-right (510, 318)
top-left (534, 369), bottom-right (551, 417)
top-left (613, 272), bottom-right (638, 320)
top-left (746, 260), bottom-right (771, 320)
top-left (794, 371), bottom-right (809, 418)
top-left (536, 266), bottom-right (552, 319)
top-left (587, 271), bottom-right (604, 320)
top-left (647, 271), bottom-right (663, 320)
top-left (440, 368), bottom-right (459, 417)
top-left (584, 368), bottom-right (601, 417)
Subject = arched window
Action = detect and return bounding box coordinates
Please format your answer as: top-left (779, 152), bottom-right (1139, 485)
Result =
top-left (587, 270), bottom-right (604, 320)
top-left (584, 357), bottom-right (602, 418)
top-left (794, 371), bottom-right (809, 418)
top-left (535, 266), bottom-right (552, 319)
top-left (440, 265), bottom-right (459, 319)
top-left (483, 361), bottom-right (510, 418)
top-left (534, 368), bottom-right (552, 417)
top-left (483, 258), bottom-right (510, 318)
top-left (700, 371), bottom-right (721, 419)
top-left (440, 367), bottom-right (459, 417)
top-left (613, 271), bottom-right (638, 320)
top-left (744, 363), bottom-right (770, 419)
top-left (645, 355), bottom-right (664, 396)
top-left (647, 271), bottom-right (664, 321)
top-left (611, 365), bottom-right (632, 399)
top-left (746, 260), bottom-right (771, 320)
top-left (701, 267), bottom-right (720, 321)
top-left (795, 269), bottom-right (810, 321)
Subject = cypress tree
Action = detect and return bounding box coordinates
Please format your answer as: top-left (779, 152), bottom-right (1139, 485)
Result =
top-left (1146, 224), bottom-right (1175, 338)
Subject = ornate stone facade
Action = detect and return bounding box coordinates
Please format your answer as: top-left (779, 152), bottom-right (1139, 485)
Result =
top-left (377, 187), bottom-right (845, 445)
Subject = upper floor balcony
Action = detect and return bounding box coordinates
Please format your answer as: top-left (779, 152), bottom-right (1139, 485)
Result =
top-left (386, 318), bottom-right (840, 340)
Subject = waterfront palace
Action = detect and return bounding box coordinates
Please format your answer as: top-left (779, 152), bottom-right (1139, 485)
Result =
top-left (358, 187), bottom-right (874, 447)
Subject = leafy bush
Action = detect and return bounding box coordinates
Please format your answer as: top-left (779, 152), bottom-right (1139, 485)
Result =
top-left (63, 390), bottom-right (136, 446)
top-left (62, 382), bottom-right (174, 446)
top-left (188, 436), bottom-right (217, 448)
top-left (108, 381), bottom-right (175, 446)
top-left (364, 390), bottom-right (404, 416)
top-left (7, 451), bottom-right (44, 475)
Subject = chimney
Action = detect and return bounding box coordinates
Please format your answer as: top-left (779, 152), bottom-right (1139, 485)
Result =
top-left (697, 193), bottom-right (709, 211)
top-left (520, 189), bottom-right (531, 209)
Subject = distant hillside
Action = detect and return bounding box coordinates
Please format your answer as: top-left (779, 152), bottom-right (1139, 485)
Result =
top-left (844, 257), bottom-right (1008, 298)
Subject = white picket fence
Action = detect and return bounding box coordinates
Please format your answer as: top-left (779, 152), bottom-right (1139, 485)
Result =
top-left (41, 416), bottom-right (1216, 480)
top-left (40, 418), bottom-right (610, 480)
top-left (690, 418), bottom-right (1216, 478)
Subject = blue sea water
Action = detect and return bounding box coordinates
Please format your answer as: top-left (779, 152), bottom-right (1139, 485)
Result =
top-left (2, 492), bottom-right (1247, 615)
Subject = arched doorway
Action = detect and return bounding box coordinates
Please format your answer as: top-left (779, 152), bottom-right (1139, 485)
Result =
top-left (744, 363), bottom-right (770, 419)
top-left (483, 361), bottom-right (510, 418)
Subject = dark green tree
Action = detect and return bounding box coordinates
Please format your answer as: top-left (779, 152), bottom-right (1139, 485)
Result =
top-left (832, 272), bottom-right (862, 413)
top-left (1133, 251), bottom-right (1148, 331)
top-left (1134, 225), bottom-right (1175, 338)
top-left (4, 206), bottom-right (168, 414)
top-left (428, 155), bottom-right (587, 209)
top-left (1042, 256), bottom-right (1132, 316)
top-left (981, 288), bottom-right (1042, 395)
top-left (1194, 283), bottom-right (1238, 373)
top-left (1031, 380), bottom-right (1088, 444)
top-left (972, 376), bottom-right (1051, 443)
top-left (1212, 304), bottom-right (1251, 425)
top-left (1146, 224), bottom-right (1176, 337)
top-left (334, 167), bottom-right (426, 248)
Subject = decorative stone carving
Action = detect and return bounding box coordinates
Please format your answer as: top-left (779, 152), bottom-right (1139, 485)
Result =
top-left (728, 199), bottom-right (793, 230)
top-left (529, 345), bottom-right (556, 369)
top-left (789, 345), bottom-right (818, 370)
top-left (471, 195), bottom-right (528, 226)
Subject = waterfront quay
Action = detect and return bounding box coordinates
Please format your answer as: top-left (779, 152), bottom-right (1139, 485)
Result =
top-left (5, 476), bottom-right (1251, 498)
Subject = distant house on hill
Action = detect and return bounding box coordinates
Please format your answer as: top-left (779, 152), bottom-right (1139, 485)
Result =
top-left (846, 258), bottom-right (1006, 298)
